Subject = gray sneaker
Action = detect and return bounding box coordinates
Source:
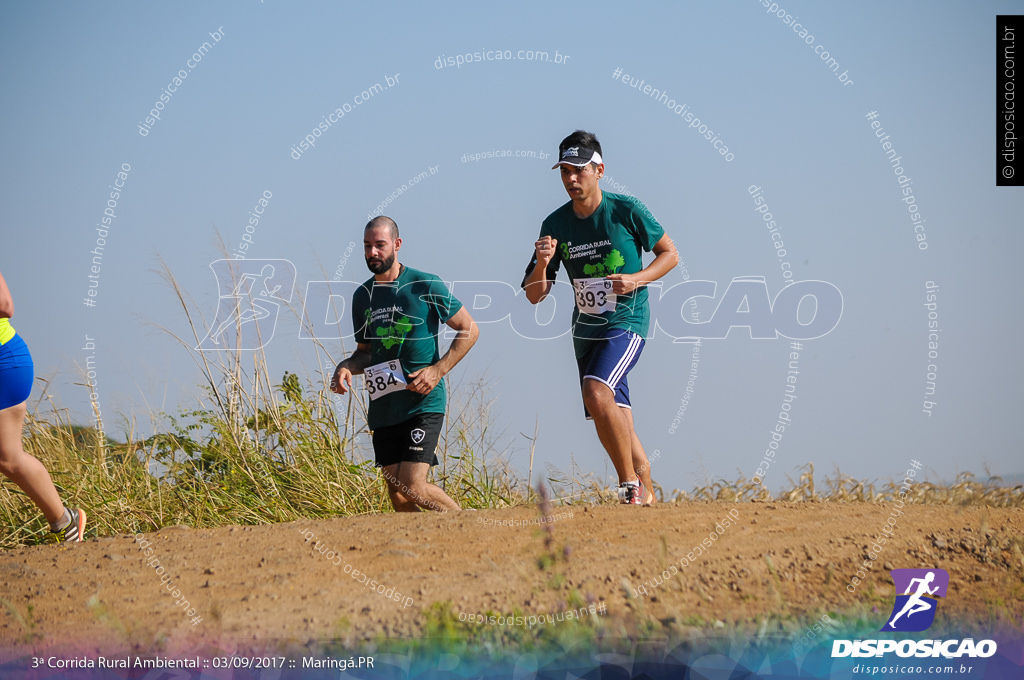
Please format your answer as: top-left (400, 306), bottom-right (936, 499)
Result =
top-left (47, 508), bottom-right (87, 543)
top-left (617, 481), bottom-right (644, 505)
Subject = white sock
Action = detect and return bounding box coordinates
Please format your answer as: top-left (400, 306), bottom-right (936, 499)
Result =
top-left (50, 508), bottom-right (71, 532)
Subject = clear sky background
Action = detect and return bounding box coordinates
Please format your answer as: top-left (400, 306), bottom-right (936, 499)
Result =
top-left (1, 0), bottom-right (1020, 495)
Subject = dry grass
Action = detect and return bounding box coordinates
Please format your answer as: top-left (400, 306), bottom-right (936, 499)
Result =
top-left (662, 463), bottom-right (1022, 506)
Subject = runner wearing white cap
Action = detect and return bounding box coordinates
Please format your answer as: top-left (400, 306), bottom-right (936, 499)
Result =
top-left (523, 130), bottom-right (679, 505)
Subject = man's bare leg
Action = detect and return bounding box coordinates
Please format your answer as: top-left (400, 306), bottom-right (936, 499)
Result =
top-left (582, 379), bottom-right (636, 483)
top-left (381, 463), bottom-right (421, 512)
top-left (397, 461), bottom-right (460, 512)
top-left (623, 409), bottom-right (655, 505)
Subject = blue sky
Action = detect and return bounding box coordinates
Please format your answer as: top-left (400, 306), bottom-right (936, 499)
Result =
top-left (1, 0), bottom-right (1021, 495)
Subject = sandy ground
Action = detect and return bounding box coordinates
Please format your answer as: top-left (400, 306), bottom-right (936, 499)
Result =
top-left (1, 502), bottom-right (1021, 658)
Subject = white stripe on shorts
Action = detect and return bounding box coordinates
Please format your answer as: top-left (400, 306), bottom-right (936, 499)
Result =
top-left (607, 332), bottom-right (643, 389)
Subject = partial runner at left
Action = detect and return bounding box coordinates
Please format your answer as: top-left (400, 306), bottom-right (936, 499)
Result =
top-left (0, 267), bottom-right (87, 543)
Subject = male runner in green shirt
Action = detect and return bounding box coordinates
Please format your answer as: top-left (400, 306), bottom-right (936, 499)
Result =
top-left (523, 131), bottom-right (679, 505)
top-left (331, 216), bottom-right (478, 512)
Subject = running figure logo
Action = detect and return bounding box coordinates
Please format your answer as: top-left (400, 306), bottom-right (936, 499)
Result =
top-left (197, 259), bottom-right (296, 351)
top-left (881, 568), bottom-right (949, 632)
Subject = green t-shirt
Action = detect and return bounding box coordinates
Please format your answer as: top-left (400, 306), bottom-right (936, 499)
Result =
top-left (351, 265), bottom-right (463, 430)
top-left (527, 192), bottom-right (665, 358)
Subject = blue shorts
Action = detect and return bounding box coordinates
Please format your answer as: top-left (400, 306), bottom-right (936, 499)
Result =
top-left (0, 334), bottom-right (34, 410)
top-left (576, 329), bottom-right (645, 420)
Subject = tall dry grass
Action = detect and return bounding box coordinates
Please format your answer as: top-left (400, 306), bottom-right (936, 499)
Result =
top-left (0, 260), bottom-right (524, 548)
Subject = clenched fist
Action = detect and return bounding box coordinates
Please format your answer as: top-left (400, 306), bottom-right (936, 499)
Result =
top-left (535, 236), bottom-right (558, 268)
top-left (605, 273), bottom-right (640, 295)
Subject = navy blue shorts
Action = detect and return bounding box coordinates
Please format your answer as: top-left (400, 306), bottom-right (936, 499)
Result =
top-left (0, 334), bottom-right (34, 410)
top-left (576, 329), bottom-right (645, 420)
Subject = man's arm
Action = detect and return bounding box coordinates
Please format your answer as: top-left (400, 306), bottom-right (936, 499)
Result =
top-left (606, 232), bottom-right (680, 295)
top-left (330, 342), bottom-right (372, 395)
top-left (524, 236), bottom-right (558, 304)
top-left (406, 307), bottom-right (479, 395)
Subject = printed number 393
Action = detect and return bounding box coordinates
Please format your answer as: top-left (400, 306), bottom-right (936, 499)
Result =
top-left (576, 289), bottom-right (607, 307)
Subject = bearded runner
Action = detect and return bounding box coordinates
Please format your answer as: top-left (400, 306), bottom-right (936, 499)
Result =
top-left (331, 216), bottom-right (478, 512)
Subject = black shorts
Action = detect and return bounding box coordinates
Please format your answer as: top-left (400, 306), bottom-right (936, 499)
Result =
top-left (372, 412), bottom-right (443, 468)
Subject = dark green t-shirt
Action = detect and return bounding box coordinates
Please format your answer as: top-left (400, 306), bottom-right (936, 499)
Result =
top-left (351, 265), bottom-right (463, 429)
top-left (526, 192), bottom-right (665, 358)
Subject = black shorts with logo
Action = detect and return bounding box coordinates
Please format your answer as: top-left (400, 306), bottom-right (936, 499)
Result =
top-left (371, 412), bottom-right (444, 467)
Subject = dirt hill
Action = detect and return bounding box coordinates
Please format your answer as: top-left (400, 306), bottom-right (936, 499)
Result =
top-left (1, 502), bottom-right (1021, 659)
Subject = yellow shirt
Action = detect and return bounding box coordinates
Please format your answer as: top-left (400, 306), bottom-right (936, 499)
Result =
top-left (0, 318), bottom-right (14, 345)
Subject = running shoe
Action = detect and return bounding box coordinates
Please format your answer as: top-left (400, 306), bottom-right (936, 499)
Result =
top-left (47, 508), bottom-right (87, 543)
top-left (617, 481), bottom-right (645, 505)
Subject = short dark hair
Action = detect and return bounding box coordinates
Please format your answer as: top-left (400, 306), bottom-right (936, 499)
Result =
top-left (364, 215), bottom-right (399, 240)
top-left (558, 130), bottom-right (603, 162)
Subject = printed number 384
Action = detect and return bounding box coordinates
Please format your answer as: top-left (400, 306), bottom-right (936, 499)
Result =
top-left (366, 373), bottom-right (399, 395)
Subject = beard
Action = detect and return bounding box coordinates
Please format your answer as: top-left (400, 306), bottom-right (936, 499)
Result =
top-left (366, 252), bottom-right (395, 274)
